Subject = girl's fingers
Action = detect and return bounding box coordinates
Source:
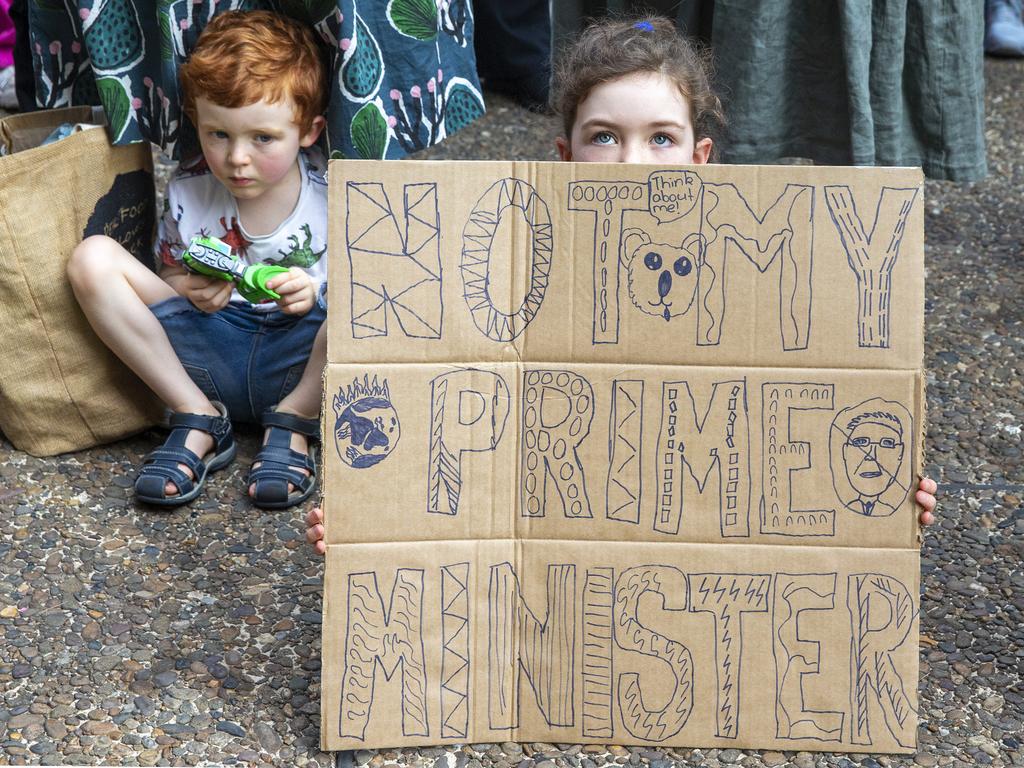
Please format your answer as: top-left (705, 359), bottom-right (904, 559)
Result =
top-left (919, 476), bottom-right (937, 495)
top-left (915, 489), bottom-right (936, 512)
top-left (306, 523), bottom-right (324, 544)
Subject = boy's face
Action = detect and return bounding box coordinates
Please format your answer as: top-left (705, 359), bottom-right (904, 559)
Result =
top-left (557, 71), bottom-right (712, 164)
top-left (195, 96), bottom-right (325, 202)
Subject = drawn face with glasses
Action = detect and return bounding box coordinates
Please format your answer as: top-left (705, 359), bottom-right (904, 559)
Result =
top-left (842, 418), bottom-right (905, 499)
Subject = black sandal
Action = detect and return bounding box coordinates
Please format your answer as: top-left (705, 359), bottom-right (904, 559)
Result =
top-left (248, 409), bottom-right (319, 510)
top-left (135, 401), bottom-right (235, 507)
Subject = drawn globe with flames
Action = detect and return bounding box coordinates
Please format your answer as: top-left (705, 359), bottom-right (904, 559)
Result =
top-left (332, 375), bottom-right (401, 469)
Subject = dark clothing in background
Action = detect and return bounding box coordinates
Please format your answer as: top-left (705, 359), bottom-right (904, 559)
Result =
top-left (474, 0), bottom-right (551, 109)
top-left (679, 0), bottom-right (986, 181)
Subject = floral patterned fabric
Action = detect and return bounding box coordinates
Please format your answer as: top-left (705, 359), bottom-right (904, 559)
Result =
top-left (26, 0), bottom-right (484, 159)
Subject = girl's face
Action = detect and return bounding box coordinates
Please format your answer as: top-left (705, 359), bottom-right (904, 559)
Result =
top-left (557, 71), bottom-right (712, 164)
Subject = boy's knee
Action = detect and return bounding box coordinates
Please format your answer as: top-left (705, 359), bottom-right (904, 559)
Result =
top-left (67, 236), bottom-right (120, 290)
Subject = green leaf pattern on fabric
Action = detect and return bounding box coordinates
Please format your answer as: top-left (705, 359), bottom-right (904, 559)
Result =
top-left (350, 101), bottom-right (390, 159)
top-left (387, 0), bottom-right (437, 41)
top-left (27, 0), bottom-right (483, 159)
top-left (157, 0), bottom-right (174, 63)
top-left (95, 76), bottom-right (132, 141)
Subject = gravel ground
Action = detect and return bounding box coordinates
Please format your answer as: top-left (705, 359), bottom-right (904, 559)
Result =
top-left (1, 56), bottom-right (1022, 767)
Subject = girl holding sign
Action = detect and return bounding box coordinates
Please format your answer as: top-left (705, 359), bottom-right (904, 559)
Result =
top-left (305, 16), bottom-right (938, 553)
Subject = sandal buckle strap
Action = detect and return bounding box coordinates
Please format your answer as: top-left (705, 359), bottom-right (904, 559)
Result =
top-left (261, 409), bottom-right (320, 439)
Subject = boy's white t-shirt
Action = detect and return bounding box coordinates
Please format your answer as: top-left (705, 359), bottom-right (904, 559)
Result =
top-left (155, 147), bottom-right (329, 310)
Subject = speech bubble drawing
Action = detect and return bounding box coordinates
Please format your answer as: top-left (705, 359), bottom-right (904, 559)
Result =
top-left (648, 171), bottom-right (703, 223)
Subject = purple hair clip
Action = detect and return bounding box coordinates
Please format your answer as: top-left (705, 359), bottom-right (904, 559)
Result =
top-left (634, 20), bottom-right (655, 31)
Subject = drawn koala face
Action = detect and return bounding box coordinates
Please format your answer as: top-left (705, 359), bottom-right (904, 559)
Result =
top-left (623, 228), bottom-right (702, 321)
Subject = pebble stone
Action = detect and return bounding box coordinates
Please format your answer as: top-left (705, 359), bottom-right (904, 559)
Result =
top-left (1, 56), bottom-right (1023, 768)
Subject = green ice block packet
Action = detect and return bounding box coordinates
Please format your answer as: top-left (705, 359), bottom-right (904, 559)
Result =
top-left (182, 235), bottom-right (290, 303)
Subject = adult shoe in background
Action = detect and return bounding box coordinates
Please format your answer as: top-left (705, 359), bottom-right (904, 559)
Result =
top-left (985, 0), bottom-right (1024, 56)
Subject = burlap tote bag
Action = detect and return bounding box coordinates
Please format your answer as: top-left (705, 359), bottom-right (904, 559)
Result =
top-left (0, 106), bottom-right (162, 456)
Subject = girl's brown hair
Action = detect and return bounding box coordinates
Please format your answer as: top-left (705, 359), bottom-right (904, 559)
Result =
top-left (179, 10), bottom-right (327, 133)
top-left (550, 16), bottom-right (725, 158)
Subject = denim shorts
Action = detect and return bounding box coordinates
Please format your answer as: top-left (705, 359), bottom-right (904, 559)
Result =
top-left (150, 287), bottom-right (326, 423)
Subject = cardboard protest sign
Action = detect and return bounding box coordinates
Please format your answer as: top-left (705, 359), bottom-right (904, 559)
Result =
top-left (321, 161), bottom-right (924, 753)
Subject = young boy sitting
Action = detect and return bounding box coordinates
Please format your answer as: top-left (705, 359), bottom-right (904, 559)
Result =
top-left (68, 10), bottom-right (328, 510)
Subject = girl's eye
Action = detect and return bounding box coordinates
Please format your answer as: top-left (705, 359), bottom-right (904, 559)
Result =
top-left (652, 133), bottom-right (674, 147)
top-left (592, 131), bottom-right (616, 145)
top-left (210, 130), bottom-right (228, 140)
top-left (255, 134), bottom-right (274, 144)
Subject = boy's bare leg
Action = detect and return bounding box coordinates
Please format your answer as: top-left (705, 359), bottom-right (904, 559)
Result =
top-left (68, 236), bottom-right (220, 493)
top-left (249, 322), bottom-right (325, 497)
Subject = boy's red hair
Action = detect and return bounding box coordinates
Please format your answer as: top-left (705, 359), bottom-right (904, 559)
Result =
top-left (179, 10), bottom-right (327, 132)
